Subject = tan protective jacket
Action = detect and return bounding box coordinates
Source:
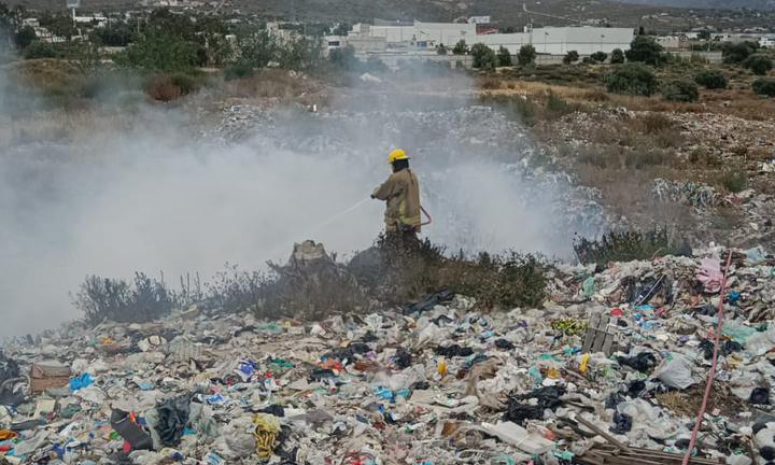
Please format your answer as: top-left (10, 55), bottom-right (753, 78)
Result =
top-left (372, 168), bottom-right (422, 233)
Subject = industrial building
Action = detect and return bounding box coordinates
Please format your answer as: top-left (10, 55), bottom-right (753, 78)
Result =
top-left (327, 21), bottom-right (634, 57)
top-left (477, 27), bottom-right (634, 56)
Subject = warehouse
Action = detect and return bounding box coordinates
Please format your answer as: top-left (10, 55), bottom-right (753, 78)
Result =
top-left (477, 27), bottom-right (635, 56)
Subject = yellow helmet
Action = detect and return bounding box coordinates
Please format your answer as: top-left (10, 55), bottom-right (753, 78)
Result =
top-left (388, 149), bottom-right (409, 164)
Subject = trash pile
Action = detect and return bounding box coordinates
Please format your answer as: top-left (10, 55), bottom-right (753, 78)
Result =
top-left (2, 247), bottom-right (775, 465)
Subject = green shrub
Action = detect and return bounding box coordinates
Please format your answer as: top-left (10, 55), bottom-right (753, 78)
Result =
top-left (694, 69), bottom-right (728, 89)
top-left (743, 54), bottom-right (773, 76)
top-left (753, 78), bottom-right (775, 97)
top-left (722, 41), bottom-right (759, 64)
top-left (590, 51), bottom-right (608, 63)
top-left (606, 63), bottom-right (659, 96)
top-left (611, 48), bottom-right (625, 64)
top-left (23, 41), bottom-right (59, 59)
top-left (626, 36), bottom-right (666, 66)
top-left (518, 44), bottom-right (537, 66)
top-left (574, 228), bottom-right (685, 265)
top-left (75, 273), bottom-right (174, 325)
top-left (117, 31), bottom-right (199, 72)
top-left (563, 50), bottom-right (579, 64)
top-left (720, 171), bottom-right (748, 193)
top-left (470, 43), bottom-right (497, 70)
top-left (546, 92), bottom-right (574, 118)
top-left (452, 39), bottom-right (468, 55)
top-left (662, 79), bottom-right (699, 102)
top-left (497, 46), bottom-right (512, 67)
top-left (224, 62), bottom-right (254, 81)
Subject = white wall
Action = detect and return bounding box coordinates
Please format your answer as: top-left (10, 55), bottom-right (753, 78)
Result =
top-left (478, 27), bottom-right (634, 55)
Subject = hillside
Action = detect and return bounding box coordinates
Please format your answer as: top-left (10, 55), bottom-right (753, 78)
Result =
top-left (6, 0), bottom-right (773, 30)
top-left (613, 0), bottom-right (775, 11)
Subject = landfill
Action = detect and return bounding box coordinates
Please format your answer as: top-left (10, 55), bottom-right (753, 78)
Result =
top-left (2, 245), bottom-right (775, 465)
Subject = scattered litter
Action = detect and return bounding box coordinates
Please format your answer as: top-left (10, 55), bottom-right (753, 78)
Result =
top-left (0, 247), bottom-right (774, 463)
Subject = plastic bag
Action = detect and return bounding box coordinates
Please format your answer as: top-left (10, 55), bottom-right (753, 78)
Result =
top-left (654, 353), bottom-right (695, 390)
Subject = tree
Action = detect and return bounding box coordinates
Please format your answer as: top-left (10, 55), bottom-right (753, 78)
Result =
top-left (43, 13), bottom-right (77, 42)
top-left (518, 44), bottom-right (536, 66)
top-left (452, 39), bottom-right (468, 55)
top-left (14, 25), bottom-right (36, 49)
top-left (662, 79), bottom-right (699, 102)
top-left (722, 41), bottom-right (759, 64)
top-left (23, 41), bottom-right (59, 59)
top-left (606, 63), bottom-right (659, 96)
top-left (611, 48), bottom-right (625, 64)
top-left (497, 46), bottom-right (512, 66)
top-left (329, 45), bottom-right (359, 70)
top-left (91, 23), bottom-right (135, 47)
top-left (470, 43), bottom-right (496, 70)
top-left (117, 30), bottom-right (199, 72)
top-left (698, 30), bottom-right (711, 41)
top-left (278, 36), bottom-right (322, 71)
top-left (694, 70), bottom-right (728, 89)
top-left (563, 50), bottom-right (579, 64)
top-left (332, 23), bottom-right (350, 36)
top-left (625, 36), bottom-right (665, 66)
top-left (743, 54), bottom-right (773, 76)
top-left (638, 26), bottom-right (645, 36)
top-left (590, 51), bottom-right (608, 63)
top-left (196, 16), bottom-right (233, 67)
top-left (436, 43), bottom-right (447, 55)
top-left (238, 31), bottom-right (279, 68)
top-left (752, 78), bottom-right (775, 97)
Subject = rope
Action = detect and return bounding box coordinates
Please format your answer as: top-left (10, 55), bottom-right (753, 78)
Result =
top-left (681, 250), bottom-right (734, 465)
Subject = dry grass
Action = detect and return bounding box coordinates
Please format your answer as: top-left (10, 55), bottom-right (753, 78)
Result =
top-left (656, 383), bottom-right (745, 418)
top-left (222, 69), bottom-right (325, 102)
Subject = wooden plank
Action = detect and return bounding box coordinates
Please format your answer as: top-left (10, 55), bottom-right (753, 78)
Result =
top-left (574, 416), bottom-right (632, 452)
top-left (583, 313), bottom-right (601, 352)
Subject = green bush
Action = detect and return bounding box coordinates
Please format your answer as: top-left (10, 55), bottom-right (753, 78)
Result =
top-left (452, 39), bottom-right (468, 55)
top-left (23, 41), bottom-right (59, 59)
top-left (720, 171), bottom-right (748, 193)
top-left (546, 92), bottom-right (574, 118)
top-left (470, 43), bottom-right (496, 70)
top-left (694, 69), bottom-right (728, 89)
top-left (574, 228), bottom-right (685, 265)
top-left (753, 78), bottom-right (775, 97)
top-left (14, 26), bottom-right (37, 49)
top-left (590, 51), bottom-right (608, 63)
top-left (497, 46), bottom-right (512, 67)
top-left (563, 50), bottom-right (579, 64)
top-left (224, 62), bottom-right (254, 81)
top-left (75, 273), bottom-right (174, 325)
top-left (722, 41), bottom-right (759, 64)
top-left (611, 48), bottom-right (625, 64)
top-left (743, 54), bottom-right (773, 76)
top-left (606, 63), bottom-right (659, 96)
top-left (662, 79), bottom-right (699, 102)
top-left (118, 31), bottom-right (199, 72)
top-left (518, 44), bottom-right (537, 66)
top-left (437, 44), bottom-right (447, 55)
top-left (625, 36), bottom-right (666, 66)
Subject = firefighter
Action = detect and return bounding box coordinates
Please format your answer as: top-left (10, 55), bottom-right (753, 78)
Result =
top-left (371, 149), bottom-right (422, 236)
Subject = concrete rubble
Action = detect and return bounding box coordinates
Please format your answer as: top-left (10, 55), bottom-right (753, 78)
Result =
top-left (2, 246), bottom-right (775, 465)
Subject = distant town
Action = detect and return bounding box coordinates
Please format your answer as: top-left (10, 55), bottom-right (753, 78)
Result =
top-left (2, 0), bottom-right (774, 69)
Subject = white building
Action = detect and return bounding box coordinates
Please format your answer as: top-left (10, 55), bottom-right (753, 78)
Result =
top-left (655, 35), bottom-right (681, 50)
top-left (334, 22), bottom-right (634, 57)
top-left (350, 21), bottom-right (475, 49)
top-left (477, 27), bottom-right (634, 56)
top-left (760, 36), bottom-right (775, 48)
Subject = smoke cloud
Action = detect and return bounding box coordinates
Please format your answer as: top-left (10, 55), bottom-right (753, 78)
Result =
top-left (0, 61), bottom-right (607, 336)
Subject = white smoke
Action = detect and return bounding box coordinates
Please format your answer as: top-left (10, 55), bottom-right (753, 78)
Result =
top-left (0, 63), bottom-right (607, 336)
